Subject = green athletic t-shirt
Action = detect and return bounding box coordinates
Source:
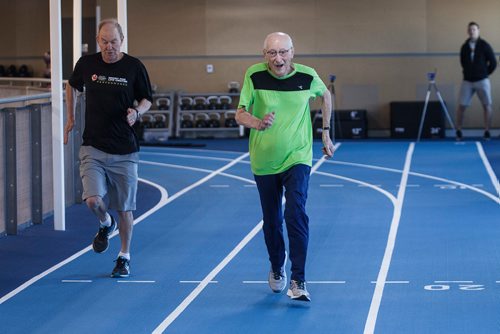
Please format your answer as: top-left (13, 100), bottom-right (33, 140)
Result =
top-left (238, 62), bottom-right (327, 175)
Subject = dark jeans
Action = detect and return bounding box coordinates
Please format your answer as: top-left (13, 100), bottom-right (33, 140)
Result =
top-left (254, 164), bottom-right (311, 282)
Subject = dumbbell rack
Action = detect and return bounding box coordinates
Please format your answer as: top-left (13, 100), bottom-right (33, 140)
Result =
top-left (141, 92), bottom-right (174, 143)
top-left (175, 92), bottom-right (244, 138)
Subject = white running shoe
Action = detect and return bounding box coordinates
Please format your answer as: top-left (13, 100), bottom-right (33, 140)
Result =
top-left (287, 280), bottom-right (311, 302)
top-left (268, 252), bottom-right (288, 293)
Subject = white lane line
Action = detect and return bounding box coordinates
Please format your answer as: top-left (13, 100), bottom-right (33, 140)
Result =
top-left (209, 185), bottom-right (230, 188)
top-left (242, 281), bottom-right (267, 284)
top-left (358, 184), bottom-right (382, 187)
top-left (152, 221), bottom-right (264, 333)
top-left (243, 184), bottom-right (257, 187)
top-left (242, 280), bottom-right (346, 284)
top-left (476, 141), bottom-right (500, 198)
top-left (152, 147), bottom-right (340, 333)
top-left (326, 159), bottom-right (499, 204)
top-left (0, 153), bottom-right (248, 305)
top-left (117, 280), bottom-right (156, 284)
top-left (399, 184), bottom-right (420, 188)
top-left (319, 184), bottom-right (344, 188)
top-left (472, 184), bottom-right (484, 187)
top-left (364, 142), bottom-right (415, 334)
top-left (61, 280), bottom-right (92, 283)
top-left (315, 172), bottom-right (397, 204)
top-left (370, 281), bottom-right (409, 284)
top-left (179, 281), bottom-right (218, 284)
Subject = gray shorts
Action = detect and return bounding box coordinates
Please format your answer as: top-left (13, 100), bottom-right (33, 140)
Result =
top-left (79, 145), bottom-right (139, 211)
top-left (458, 78), bottom-right (492, 107)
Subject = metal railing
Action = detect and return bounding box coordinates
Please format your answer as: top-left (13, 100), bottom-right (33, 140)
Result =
top-left (0, 80), bottom-right (83, 235)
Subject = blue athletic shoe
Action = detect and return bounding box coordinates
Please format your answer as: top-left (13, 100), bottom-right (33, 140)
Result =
top-left (92, 215), bottom-right (117, 253)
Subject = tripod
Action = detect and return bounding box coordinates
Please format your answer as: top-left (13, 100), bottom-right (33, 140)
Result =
top-left (417, 71), bottom-right (456, 141)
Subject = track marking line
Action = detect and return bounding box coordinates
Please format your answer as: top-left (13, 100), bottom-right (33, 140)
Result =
top-left (61, 280), bottom-right (92, 283)
top-left (476, 141), bottom-right (500, 198)
top-left (325, 159), bottom-right (499, 203)
top-left (364, 142), bottom-right (415, 334)
top-left (152, 145), bottom-right (340, 333)
top-left (370, 281), bottom-right (409, 284)
top-left (319, 184), bottom-right (345, 187)
top-left (179, 281), bottom-right (218, 284)
top-left (117, 280), bottom-right (156, 284)
top-left (0, 153), bottom-right (249, 305)
top-left (209, 185), bottom-right (230, 188)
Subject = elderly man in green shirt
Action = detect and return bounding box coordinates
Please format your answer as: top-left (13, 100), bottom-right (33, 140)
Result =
top-left (236, 32), bottom-right (334, 301)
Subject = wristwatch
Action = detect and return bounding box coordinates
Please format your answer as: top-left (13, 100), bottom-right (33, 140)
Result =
top-left (133, 108), bottom-right (141, 119)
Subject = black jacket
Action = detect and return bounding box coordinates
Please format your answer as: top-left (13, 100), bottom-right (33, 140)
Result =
top-left (460, 37), bottom-right (497, 82)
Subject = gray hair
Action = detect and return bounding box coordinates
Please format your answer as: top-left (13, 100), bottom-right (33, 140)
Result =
top-left (98, 18), bottom-right (124, 41)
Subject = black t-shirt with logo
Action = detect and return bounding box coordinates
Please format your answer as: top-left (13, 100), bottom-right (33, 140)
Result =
top-left (69, 53), bottom-right (152, 154)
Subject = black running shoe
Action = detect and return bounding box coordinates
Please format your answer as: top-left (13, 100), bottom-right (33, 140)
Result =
top-left (92, 215), bottom-right (117, 253)
top-left (111, 256), bottom-right (130, 278)
top-left (484, 130), bottom-right (491, 140)
top-left (456, 129), bottom-right (463, 141)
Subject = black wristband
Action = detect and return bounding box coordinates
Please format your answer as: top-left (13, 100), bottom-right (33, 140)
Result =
top-left (322, 127), bottom-right (330, 130)
top-left (133, 108), bottom-right (140, 118)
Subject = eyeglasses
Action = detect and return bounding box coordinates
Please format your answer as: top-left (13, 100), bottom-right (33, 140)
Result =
top-left (265, 48), bottom-right (291, 58)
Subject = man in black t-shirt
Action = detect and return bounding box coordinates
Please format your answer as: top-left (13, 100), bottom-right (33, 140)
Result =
top-left (64, 18), bottom-right (152, 278)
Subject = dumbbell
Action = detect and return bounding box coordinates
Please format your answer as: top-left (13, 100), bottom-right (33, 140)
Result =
top-left (227, 81), bottom-right (240, 93)
top-left (6, 65), bottom-right (17, 77)
top-left (154, 114), bottom-right (167, 128)
top-left (207, 96), bottom-right (219, 110)
top-left (140, 114), bottom-right (155, 128)
top-left (180, 113), bottom-right (194, 128)
top-left (18, 64), bottom-right (30, 77)
top-left (224, 111), bottom-right (238, 127)
top-left (195, 113), bottom-right (210, 128)
top-left (156, 97), bottom-right (170, 110)
top-left (193, 96), bottom-right (208, 110)
top-left (179, 97), bottom-right (194, 110)
top-left (208, 113), bottom-right (221, 128)
top-left (219, 96), bottom-right (232, 110)
top-left (0, 65), bottom-right (5, 77)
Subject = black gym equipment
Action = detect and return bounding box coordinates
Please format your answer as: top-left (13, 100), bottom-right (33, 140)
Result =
top-left (6, 65), bottom-right (17, 77)
top-left (140, 114), bottom-right (155, 129)
top-left (207, 96), bottom-right (219, 110)
top-left (154, 114), bottom-right (167, 128)
top-left (180, 113), bottom-right (194, 128)
top-left (224, 111), bottom-right (238, 127)
top-left (195, 113), bottom-right (209, 128)
top-left (180, 97), bottom-right (194, 110)
top-left (156, 97), bottom-right (170, 111)
top-left (208, 113), bottom-right (221, 128)
top-left (193, 96), bottom-right (208, 110)
top-left (219, 96), bottom-right (232, 110)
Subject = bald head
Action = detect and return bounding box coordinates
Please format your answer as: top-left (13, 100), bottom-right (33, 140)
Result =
top-left (263, 32), bottom-right (293, 50)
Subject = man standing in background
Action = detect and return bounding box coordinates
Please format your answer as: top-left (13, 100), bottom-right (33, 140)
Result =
top-left (456, 21), bottom-right (496, 140)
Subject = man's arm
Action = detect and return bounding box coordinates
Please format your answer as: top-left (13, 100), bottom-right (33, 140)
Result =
top-left (320, 88), bottom-right (335, 158)
top-left (235, 107), bottom-right (274, 131)
top-left (485, 43), bottom-right (497, 75)
top-left (63, 83), bottom-right (78, 145)
top-left (126, 98), bottom-right (152, 126)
